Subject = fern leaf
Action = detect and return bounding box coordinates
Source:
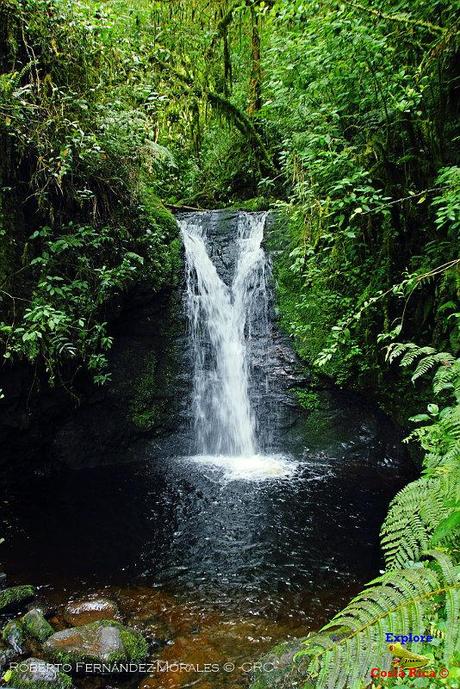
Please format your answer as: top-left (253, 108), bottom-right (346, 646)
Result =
top-left (412, 352), bottom-right (455, 381)
top-left (400, 346), bottom-right (434, 367)
top-left (296, 559), bottom-right (459, 689)
top-left (381, 474), bottom-right (457, 569)
top-left (444, 585), bottom-right (460, 662)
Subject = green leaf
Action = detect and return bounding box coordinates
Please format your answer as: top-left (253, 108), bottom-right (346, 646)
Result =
top-left (430, 510), bottom-right (460, 545)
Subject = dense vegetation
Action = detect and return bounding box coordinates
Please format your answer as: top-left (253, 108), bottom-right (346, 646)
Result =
top-left (0, 0), bottom-right (459, 687)
top-left (0, 0), bottom-right (180, 391)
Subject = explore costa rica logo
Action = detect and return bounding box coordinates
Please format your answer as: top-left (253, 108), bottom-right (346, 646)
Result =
top-left (370, 636), bottom-right (450, 680)
top-left (385, 632), bottom-right (434, 644)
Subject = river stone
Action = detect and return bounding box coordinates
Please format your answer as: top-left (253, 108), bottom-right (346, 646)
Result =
top-left (22, 609), bottom-right (54, 643)
top-left (43, 620), bottom-right (148, 666)
top-left (5, 657), bottom-right (72, 689)
top-left (63, 598), bottom-right (119, 627)
top-left (2, 619), bottom-right (27, 653)
top-left (0, 645), bottom-right (17, 671)
top-left (0, 586), bottom-right (36, 613)
top-left (249, 637), bottom-right (314, 689)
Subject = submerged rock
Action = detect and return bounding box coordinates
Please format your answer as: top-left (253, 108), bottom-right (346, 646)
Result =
top-left (2, 619), bottom-right (27, 653)
top-left (249, 637), bottom-right (314, 689)
top-left (4, 657), bottom-right (72, 689)
top-left (44, 620), bottom-right (148, 666)
top-left (0, 586), bottom-right (36, 613)
top-left (63, 598), bottom-right (119, 627)
top-left (22, 609), bottom-right (54, 643)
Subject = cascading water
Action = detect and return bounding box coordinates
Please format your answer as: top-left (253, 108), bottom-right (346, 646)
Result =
top-left (180, 212), bottom-right (264, 456)
top-left (180, 211), bottom-right (294, 479)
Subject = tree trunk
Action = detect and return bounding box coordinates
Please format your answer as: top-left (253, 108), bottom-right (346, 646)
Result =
top-left (248, 4), bottom-right (262, 115)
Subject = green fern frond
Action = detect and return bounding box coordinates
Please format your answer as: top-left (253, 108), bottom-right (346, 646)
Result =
top-left (433, 360), bottom-right (460, 396)
top-left (295, 556), bottom-right (460, 689)
top-left (381, 471), bottom-right (459, 569)
top-left (444, 585), bottom-right (460, 662)
top-left (412, 352), bottom-right (455, 382)
top-left (426, 550), bottom-right (460, 661)
top-left (409, 407), bottom-right (460, 470)
top-left (400, 346), bottom-right (435, 367)
top-left (385, 342), bottom-right (419, 364)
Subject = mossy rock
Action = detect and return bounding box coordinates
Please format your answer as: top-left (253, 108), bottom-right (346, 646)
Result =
top-left (43, 620), bottom-right (148, 667)
top-left (4, 657), bottom-right (72, 689)
top-left (2, 619), bottom-right (27, 653)
top-left (0, 586), bottom-right (36, 613)
top-left (22, 610), bottom-right (54, 643)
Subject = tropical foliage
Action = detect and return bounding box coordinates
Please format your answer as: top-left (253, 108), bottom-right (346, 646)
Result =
top-left (0, 0), bottom-right (180, 388)
top-left (295, 345), bottom-right (460, 688)
top-left (0, 0), bottom-right (459, 686)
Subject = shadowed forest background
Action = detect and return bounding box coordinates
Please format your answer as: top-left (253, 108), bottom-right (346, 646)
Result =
top-left (0, 1), bottom-right (459, 688)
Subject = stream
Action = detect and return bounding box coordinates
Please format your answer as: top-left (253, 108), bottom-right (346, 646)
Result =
top-left (0, 211), bottom-right (414, 688)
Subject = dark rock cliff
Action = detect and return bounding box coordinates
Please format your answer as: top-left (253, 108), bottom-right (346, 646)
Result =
top-left (0, 278), bottom-right (191, 477)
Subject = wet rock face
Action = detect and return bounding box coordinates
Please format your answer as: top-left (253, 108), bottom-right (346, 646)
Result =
top-left (2, 619), bottom-right (27, 653)
top-left (177, 209), bottom-right (240, 285)
top-left (63, 599), bottom-right (120, 627)
top-left (0, 278), bottom-right (191, 474)
top-left (5, 657), bottom-right (72, 689)
top-left (177, 209), bottom-right (311, 455)
top-left (44, 620), bottom-right (148, 665)
top-left (48, 282), bottom-right (192, 467)
top-left (0, 646), bottom-right (17, 672)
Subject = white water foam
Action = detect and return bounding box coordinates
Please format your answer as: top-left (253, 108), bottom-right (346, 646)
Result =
top-left (187, 453), bottom-right (297, 482)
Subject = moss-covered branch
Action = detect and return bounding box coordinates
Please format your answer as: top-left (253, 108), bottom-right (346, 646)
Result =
top-left (341, 0), bottom-right (451, 34)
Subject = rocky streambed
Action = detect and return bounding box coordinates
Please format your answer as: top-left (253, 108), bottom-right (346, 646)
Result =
top-left (0, 580), bottom-right (317, 689)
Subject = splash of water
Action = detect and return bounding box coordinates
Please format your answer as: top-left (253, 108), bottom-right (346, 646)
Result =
top-left (180, 212), bottom-right (270, 457)
top-left (189, 453), bottom-right (297, 481)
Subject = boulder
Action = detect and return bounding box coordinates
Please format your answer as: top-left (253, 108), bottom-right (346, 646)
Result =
top-left (4, 657), bottom-right (72, 689)
top-left (44, 620), bottom-right (148, 666)
top-left (63, 598), bottom-right (119, 627)
top-left (22, 609), bottom-right (54, 643)
top-left (2, 619), bottom-right (27, 653)
top-left (0, 586), bottom-right (36, 613)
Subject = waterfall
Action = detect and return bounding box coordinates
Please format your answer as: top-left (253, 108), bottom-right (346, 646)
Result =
top-left (180, 212), bottom-right (270, 457)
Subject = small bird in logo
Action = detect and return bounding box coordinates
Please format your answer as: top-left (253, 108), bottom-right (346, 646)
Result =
top-left (388, 643), bottom-right (430, 668)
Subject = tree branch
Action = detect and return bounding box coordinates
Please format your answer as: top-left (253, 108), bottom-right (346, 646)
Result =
top-left (156, 60), bottom-right (275, 173)
top-left (341, 0), bottom-right (448, 35)
top-left (205, 90), bottom-right (274, 172)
